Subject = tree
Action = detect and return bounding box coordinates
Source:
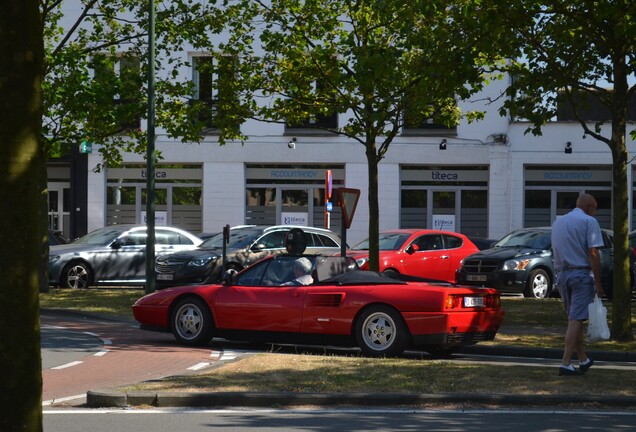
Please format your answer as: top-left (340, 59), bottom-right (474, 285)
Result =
top-left (497, 0), bottom-right (635, 340)
top-left (207, 0), bottom-right (504, 270)
top-left (0, 1), bottom-right (45, 430)
top-left (40, 0), bottom-right (220, 167)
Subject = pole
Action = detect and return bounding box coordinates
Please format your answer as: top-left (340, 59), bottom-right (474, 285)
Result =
top-left (145, 0), bottom-right (156, 294)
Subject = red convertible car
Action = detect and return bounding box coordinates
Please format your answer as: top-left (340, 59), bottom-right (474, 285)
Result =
top-left (349, 229), bottom-right (480, 283)
top-left (133, 255), bottom-right (505, 357)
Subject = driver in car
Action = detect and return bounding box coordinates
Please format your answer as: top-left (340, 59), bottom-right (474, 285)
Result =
top-left (281, 257), bottom-right (314, 286)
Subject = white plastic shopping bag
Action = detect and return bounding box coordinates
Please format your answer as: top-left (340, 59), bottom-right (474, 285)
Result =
top-left (587, 295), bottom-right (610, 342)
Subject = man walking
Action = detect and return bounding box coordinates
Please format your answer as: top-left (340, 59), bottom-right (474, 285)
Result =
top-left (551, 193), bottom-right (605, 376)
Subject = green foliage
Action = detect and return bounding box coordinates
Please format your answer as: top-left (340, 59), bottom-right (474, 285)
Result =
top-left (495, 0), bottom-right (636, 341)
top-left (214, 0), bottom-right (504, 146)
top-left (207, 0), bottom-right (506, 270)
top-left (40, 0), bottom-right (226, 169)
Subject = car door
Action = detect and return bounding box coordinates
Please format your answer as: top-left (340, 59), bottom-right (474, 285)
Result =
top-left (213, 258), bottom-right (305, 332)
top-left (93, 231), bottom-right (147, 281)
top-left (402, 234), bottom-right (452, 281)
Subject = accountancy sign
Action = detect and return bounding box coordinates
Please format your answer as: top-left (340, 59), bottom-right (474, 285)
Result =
top-left (246, 167), bottom-right (345, 183)
top-left (525, 168), bottom-right (611, 183)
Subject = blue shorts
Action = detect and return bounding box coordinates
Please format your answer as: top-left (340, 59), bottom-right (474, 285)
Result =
top-left (556, 270), bottom-right (595, 321)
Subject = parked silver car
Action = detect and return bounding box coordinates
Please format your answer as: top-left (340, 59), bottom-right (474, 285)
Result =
top-left (155, 225), bottom-right (343, 288)
top-left (48, 225), bottom-right (202, 289)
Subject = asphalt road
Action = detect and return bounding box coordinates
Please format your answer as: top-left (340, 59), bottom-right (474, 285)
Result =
top-left (41, 310), bottom-right (223, 406)
top-left (43, 408), bottom-right (636, 432)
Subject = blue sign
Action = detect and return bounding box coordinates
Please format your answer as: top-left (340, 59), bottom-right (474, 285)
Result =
top-left (326, 201), bottom-right (333, 212)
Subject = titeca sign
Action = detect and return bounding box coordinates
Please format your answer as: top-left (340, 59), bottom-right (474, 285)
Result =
top-left (432, 214), bottom-right (455, 232)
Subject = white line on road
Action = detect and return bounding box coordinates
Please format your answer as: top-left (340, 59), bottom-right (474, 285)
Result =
top-left (51, 361), bottom-right (83, 370)
top-left (187, 362), bottom-right (211, 371)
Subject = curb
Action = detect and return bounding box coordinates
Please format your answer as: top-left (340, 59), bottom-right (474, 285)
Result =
top-left (86, 390), bottom-right (636, 409)
top-left (462, 344), bottom-right (636, 362)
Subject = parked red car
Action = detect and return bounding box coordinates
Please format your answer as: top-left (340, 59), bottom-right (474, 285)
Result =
top-left (349, 229), bottom-right (480, 283)
top-left (133, 254), bottom-right (504, 357)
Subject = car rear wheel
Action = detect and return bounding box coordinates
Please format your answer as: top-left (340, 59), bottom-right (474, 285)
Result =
top-left (62, 262), bottom-right (91, 289)
top-left (524, 269), bottom-right (551, 299)
top-left (171, 297), bottom-right (214, 346)
top-left (355, 305), bottom-right (410, 357)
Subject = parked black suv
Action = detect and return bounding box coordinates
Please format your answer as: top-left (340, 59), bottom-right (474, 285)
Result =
top-left (455, 227), bottom-right (623, 299)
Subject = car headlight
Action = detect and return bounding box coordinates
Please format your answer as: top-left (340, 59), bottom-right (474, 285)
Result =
top-left (188, 256), bottom-right (217, 267)
top-left (355, 257), bottom-right (369, 268)
top-left (502, 259), bottom-right (530, 271)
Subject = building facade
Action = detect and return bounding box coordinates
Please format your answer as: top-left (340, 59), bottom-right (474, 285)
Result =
top-left (46, 9), bottom-right (635, 245)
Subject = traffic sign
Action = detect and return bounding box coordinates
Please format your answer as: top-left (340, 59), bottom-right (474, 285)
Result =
top-left (337, 188), bottom-right (360, 229)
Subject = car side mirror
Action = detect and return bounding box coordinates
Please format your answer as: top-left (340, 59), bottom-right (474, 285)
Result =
top-left (111, 238), bottom-right (125, 249)
top-left (406, 244), bottom-right (419, 254)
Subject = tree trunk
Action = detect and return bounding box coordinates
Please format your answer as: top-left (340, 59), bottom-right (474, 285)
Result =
top-left (0, 1), bottom-right (45, 431)
top-left (608, 51), bottom-right (633, 341)
top-left (365, 139), bottom-right (380, 272)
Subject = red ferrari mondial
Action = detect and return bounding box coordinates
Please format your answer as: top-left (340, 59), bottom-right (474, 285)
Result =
top-left (133, 255), bottom-right (504, 357)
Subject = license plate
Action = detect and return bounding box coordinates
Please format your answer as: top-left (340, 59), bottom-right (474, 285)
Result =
top-left (466, 274), bottom-right (487, 282)
top-left (157, 274), bottom-right (173, 281)
top-left (464, 296), bottom-right (485, 308)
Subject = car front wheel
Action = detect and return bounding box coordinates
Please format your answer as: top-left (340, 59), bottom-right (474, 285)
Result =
top-left (171, 297), bottom-right (214, 346)
top-left (525, 269), bottom-right (551, 299)
top-left (62, 262), bottom-right (91, 289)
top-left (355, 305), bottom-right (410, 357)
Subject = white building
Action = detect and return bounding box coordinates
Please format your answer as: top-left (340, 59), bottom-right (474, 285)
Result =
top-left (46, 9), bottom-right (635, 245)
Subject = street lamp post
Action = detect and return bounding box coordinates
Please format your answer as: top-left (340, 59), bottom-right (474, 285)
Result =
top-left (145, 0), bottom-right (156, 294)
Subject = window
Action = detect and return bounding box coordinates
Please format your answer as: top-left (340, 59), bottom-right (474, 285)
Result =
top-left (556, 90), bottom-right (636, 122)
top-left (91, 54), bottom-right (142, 131)
top-left (256, 231), bottom-right (288, 249)
top-left (123, 232), bottom-right (146, 246)
top-left (444, 235), bottom-right (463, 249)
top-left (285, 81), bottom-right (338, 131)
top-left (312, 233), bottom-right (339, 248)
top-left (414, 234), bottom-right (443, 251)
top-left (402, 100), bottom-right (457, 136)
top-left (191, 55), bottom-right (236, 130)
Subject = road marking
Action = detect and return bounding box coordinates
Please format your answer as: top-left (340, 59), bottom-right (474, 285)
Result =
top-left (94, 350), bottom-right (109, 357)
top-left (51, 361), bottom-right (83, 370)
top-left (188, 362), bottom-right (211, 371)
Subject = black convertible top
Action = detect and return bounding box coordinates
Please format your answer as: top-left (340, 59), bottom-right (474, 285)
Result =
top-left (316, 270), bottom-right (407, 285)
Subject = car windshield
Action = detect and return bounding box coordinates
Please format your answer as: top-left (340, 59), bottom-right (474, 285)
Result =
top-left (352, 233), bottom-right (412, 251)
top-left (73, 226), bottom-right (128, 246)
top-left (495, 230), bottom-right (551, 250)
top-left (201, 227), bottom-right (263, 249)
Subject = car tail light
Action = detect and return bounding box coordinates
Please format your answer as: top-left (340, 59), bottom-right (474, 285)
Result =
top-left (445, 295), bottom-right (462, 309)
top-left (484, 294), bottom-right (501, 309)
